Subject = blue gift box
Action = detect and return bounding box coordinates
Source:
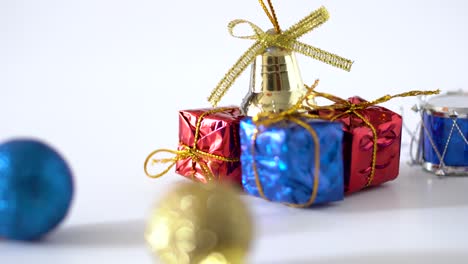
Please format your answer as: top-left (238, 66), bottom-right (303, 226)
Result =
top-left (240, 117), bottom-right (344, 207)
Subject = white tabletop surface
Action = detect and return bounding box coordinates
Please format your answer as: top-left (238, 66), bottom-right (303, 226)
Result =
top-left (1, 158), bottom-right (468, 264)
top-left (2, 0), bottom-right (468, 263)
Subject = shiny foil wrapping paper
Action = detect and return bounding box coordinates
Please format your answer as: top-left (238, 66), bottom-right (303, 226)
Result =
top-left (320, 97), bottom-right (402, 194)
top-left (240, 117), bottom-right (344, 206)
top-left (176, 107), bottom-right (243, 185)
top-left (423, 113), bottom-right (468, 167)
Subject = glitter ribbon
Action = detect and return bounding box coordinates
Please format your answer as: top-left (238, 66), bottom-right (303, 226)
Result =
top-left (144, 107), bottom-right (240, 181)
top-left (207, 1), bottom-right (354, 107)
top-left (250, 80), bottom-right (325, 208)
top-left (309, 88), bottom-right (441, 187)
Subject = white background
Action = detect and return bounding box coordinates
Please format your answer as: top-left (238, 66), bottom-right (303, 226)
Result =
top-left (1, 0), bottom-right (468, 263)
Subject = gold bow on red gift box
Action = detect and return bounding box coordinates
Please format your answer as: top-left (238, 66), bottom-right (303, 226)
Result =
top-left (144, 107), bottom-right (241, 182)
top-left (309, 87), bottom-right (440, 187)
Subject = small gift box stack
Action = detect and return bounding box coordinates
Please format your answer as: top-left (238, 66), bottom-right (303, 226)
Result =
top-left (144, 1), bottom-right (438, 207)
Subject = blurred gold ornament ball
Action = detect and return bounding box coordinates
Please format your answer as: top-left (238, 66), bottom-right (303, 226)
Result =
top-left (145, 183), bottom-right (253, 264)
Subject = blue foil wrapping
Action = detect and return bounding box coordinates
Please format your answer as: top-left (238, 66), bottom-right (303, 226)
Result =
top-left (423, 113), bottom-right (468, 166)
top-left (240, 117), bottom-right (344, 206)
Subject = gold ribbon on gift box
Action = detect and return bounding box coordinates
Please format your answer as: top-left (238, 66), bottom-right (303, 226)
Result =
top-left (308, 88), bottom-right (441, 187)
top-left (208, 0), bottom-right (354, 107)
top-left (144, 107), bottom-right (240, 182)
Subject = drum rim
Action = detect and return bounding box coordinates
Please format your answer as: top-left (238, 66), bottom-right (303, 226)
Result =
top-left (422, 161), bottom-right (468, 176)
top-left (421, 90), bottom-right (468, 117)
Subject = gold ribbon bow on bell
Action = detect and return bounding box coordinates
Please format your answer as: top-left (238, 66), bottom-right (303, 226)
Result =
top-left (208, 0), bottom-right (354, 107)
top-left (309, 88), bottom-right (441, 187)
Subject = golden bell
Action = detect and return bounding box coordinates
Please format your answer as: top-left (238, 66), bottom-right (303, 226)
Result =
top-left (241, 34), bottom-right (310, 116)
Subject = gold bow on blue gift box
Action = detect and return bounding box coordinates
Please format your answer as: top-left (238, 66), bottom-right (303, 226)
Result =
top-left (208, 0), bottom-right (354, 107)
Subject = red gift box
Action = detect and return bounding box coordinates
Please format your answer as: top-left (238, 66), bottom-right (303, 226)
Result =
top-left (319, 97), bottom-right (402, 194)
top-left (175, 107), bottom-right (243, 185)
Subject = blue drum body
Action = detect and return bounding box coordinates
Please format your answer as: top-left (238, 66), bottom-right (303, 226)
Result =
top-left (423, 113), bottom-right (468, 166)
top-left (421, 92), bottom-right (468, 175)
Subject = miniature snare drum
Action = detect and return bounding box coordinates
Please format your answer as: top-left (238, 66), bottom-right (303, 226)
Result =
top-left (418, 91), bottom-right (468, 175)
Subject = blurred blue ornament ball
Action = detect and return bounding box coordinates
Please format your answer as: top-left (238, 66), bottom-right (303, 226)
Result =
top-left (0, 139), bottom-right (73, 241)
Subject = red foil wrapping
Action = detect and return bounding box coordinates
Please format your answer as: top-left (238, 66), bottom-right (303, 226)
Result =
top-left (175, 107), bottom-right (243, 185)
top-left (319, 97), bottom-right (402, 194)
